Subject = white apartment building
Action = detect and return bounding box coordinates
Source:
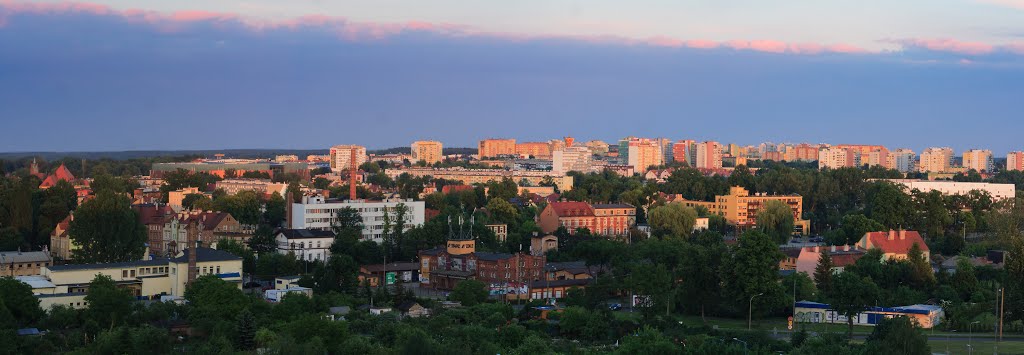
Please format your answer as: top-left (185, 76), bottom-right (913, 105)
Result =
top-left (818, 147), bottom-right (856, 169)
top-left (962, 149), bottom-right (994, 172)
top-left (290, 195), bottom-right (426, 243)
top-left (880, 179), bottom-right (1016, 201)
top-left (329, 145), bottom-right (367, 172)
top-left (891, 149), bottom-right (917, 173)
top-left (553, 146), bottom-right (593, 175)
top-left (919, 147), bottom-right (954, 173)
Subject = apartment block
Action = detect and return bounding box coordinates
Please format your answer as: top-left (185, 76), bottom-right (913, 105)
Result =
top-left (479, 139), bottom-right (517, 158)
top-left (411, 140), bottom-right (444, 164)
top-left (329, 145), bottom-right (368, 172)
top-left (962, 149), bottom-right (994, 172)
top-left (695, 141), bottom-right (723, 169)
top-left (1008, 151), bottom-right (1024, 171)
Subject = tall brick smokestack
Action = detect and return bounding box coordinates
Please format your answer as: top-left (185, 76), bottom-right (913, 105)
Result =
top-left (187, 221), bottom-right (198, 284)
top-left (349, 149), bottom-right (357, 200)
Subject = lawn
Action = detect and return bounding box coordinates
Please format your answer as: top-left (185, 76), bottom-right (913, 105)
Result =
top-left (928, 339), bottom-right (1024, 355)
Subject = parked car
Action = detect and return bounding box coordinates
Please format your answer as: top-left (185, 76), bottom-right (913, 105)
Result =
top-left (809, 236), bottom-right (824, 243)
top-left (608, 303), bottom-right (622, 311)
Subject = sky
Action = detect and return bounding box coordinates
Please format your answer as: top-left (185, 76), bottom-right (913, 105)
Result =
top-left (1, 0), bottom-right (1023, 153)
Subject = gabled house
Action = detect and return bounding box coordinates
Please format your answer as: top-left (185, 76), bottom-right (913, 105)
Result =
top-left (856, 230), bottom-right (929, 262)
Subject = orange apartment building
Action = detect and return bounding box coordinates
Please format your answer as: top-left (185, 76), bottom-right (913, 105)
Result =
top-left (478, 139), bottom-right (517, 158)
top-left (515, 142), bottom-right (553, 159)
top-left (673, 186), bottom-right (810, 234)
top-left (538, 201), bottom-right (636, 237)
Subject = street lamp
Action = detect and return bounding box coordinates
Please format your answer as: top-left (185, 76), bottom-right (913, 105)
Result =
top-left (748, 293), bottom-right (764, 330)
top-left (947, 329), bottom-right (956, 355)
top-left (732, 338), bottom-right (749, 355)
top-left (968, 321), bottom-right (980, 355)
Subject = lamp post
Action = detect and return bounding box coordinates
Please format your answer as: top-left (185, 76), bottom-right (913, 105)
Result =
top-left (748, 292), bottom-right (764, 330)
top-left (947, 329), bottom-right (956, 355)
top-left (969, 321), bottom-right (980, 355)
top-left (732, 338), bottom-right (749, 355)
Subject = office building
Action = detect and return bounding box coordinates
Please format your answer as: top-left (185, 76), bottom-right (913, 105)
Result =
top-left (411, 140), bottom-right (444, 165)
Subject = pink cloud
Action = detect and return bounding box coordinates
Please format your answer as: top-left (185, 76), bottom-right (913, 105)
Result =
top-left (976, 0), bottom-right (1024, 10)
top-left (891, 38), bottom-right (995, 55)
top-left (1, 1), bottom-right (1020, 58)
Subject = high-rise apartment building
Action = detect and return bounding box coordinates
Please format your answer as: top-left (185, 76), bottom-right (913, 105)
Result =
top-left (836, 145), bottom-right (890, 168)
top-left (672, 140), bottom-right (696, 166)
top-left (514, 142), bottom-right (552, 159)
top-left (478, 139), bottom-right (516, 158)
top-left (627, 138), bottom-right (663, 170)
top-left (656, 138), bottom-right (674, 165)
top-left (818, 146), bottom-right (857, 169)
top-left (891, 149), bottom-right (917, 173)
top-left (1008, 151), bottom-right (1024, 171)
top-left (411, 140), bottom-right (444, 165)
top-left (695, 141), bottom-right (723, 169)
top-left (585, 140), bottom-right (610, 156)
top-left (552, 137), bottom-right (593, 175)
top-left (919, 147), bottom-right (955, 173)
top-left (792, 143), bottom-right (820, 162)
top-left (962, 149), bottom-right (994, 172)
top-left (329, 145), bottom-right (367, 172)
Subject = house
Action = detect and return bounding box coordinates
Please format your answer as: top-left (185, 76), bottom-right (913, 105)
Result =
top-left (530, 235), bottom-right (558, 256)
top-left (486, 224), bottom-right (508, 242)
top-left (794, 245), bottom-right (866, 275)
top-left (133, 204), bottom-right (175, 257)
top-left (538, 201), bottom-right (636, 237)
top-left (397, 301), bottom-right (429, 318)
top-left (369, 306), bottom-right (393, 316)
top-left (160, 211), bottom-right (244, 257)
top-left (275, 276), bottom-right (302, 290)
top-left (0, 251), bottom-right (53, 277)
top-left (544, 261), bottom-right (595, 280)
top-left (856, 230), bottom-right (929, 262)
top-left (275, 229), bottom-right (336, 262)
top-left (329, 306), bottom-right (351, 319)
top-left (49, 213), bottom-right (76, 261)
top-left (779, 248), bottom-right (801, 271)
top-left (358, 262), bottom-right (420, 287)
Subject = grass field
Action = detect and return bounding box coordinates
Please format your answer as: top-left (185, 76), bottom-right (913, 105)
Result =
top-left (928, 339), bottom-right (1024, 355)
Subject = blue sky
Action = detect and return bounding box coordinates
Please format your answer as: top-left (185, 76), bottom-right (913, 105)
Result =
top-left (1, 1), bottom-right (1023, 153)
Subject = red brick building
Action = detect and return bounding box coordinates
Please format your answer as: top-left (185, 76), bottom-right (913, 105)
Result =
top-left (538, 201), bottom-right (636, 237)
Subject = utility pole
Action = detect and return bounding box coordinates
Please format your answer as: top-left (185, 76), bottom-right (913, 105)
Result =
top-left (999, 287), bottom-right (1005, 341)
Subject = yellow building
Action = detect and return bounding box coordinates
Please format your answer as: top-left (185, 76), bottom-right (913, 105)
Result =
top-left (38, 248), bottom-right (242, 307)
top-left (411, 140), bottom-right (444, 164)
top-left (919, 147), bottom-right (954, 173)
top-left (515, 142), bottom-right (552, 159)
top-left (674, 186), bottom-right (810, 234)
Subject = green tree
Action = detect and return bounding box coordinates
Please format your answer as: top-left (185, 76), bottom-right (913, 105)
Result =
top-left (865, 182), bottom-right (914, 229)
top-left (68, 190), bottom-right (146, 263)
top-left (813, 250), bottom-right (834, 295)
top-left (862, 316), bottom-right (931, 355)
top-left (0, 277), bottom-right (43, 327)
top-left (615, 326), bottom-right (680, 355)
top-left (485, 198), bottom-right (519, 226)
top-left (184, 275), bottom-right (250, 331)
top-left (951, 257), bottom-right (978, 301)
top-left (725, 230), bottom-right (784, 320)
top-left (450, 279), bottom-right (488, 306)
top-left (828, 272), bottom-right (879, 338)
top-left (84, 274), bottom-right (134, 331)
top-left (264, 192), bottom-right (286, 227)
top-left (235, 309), bottom-right (256, 351)
top-left (757, 200), bottom-right (795, 243)
top-left (647, 203), bottom-right (697, 238)
top-left (834, 214), bottom-right (885, 245)
top-left (181, 193), bottom-right (213, 211)
top-left (906, 242), bottom-right (934, 289)
top-left (248, 225), bottom-right (278, 254)
top-left (213, 190), bottom-right (263, 226)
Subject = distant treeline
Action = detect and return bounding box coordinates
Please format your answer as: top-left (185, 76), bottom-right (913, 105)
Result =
top-left (0, 149), bottom-right (329, 161)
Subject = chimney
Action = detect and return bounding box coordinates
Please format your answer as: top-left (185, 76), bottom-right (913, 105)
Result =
top-left (831, 245), bottom-right (836, 253)
top-left (349, 149), bottom-right (358, 200)
top-left (899, 230), bottom-right (906, 240)
top-left (187, 222), bottom-right (198, 285)
top-left (888, 230), bottom-right (896, 240)
top-left (844, 245), bottom-right (850, 252)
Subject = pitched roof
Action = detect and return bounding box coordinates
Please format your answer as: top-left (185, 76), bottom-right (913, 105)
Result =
top-left (862, 230), bottom-right (929, 255)
top-left (592, 203), bottom-right (635, 209)
top-left (277, 229), bottom-right (336, 240)
top-left (361, 262), bottom-right (420, 273)
top-left (548, 201), bottom-right (594, 217)
top-left (133, 204), bottom-right (174, 225)
top-left (474, 251), bottom-right (514, 261)
top-left (39, 164), bottom-right (76, 188)
top-left (46, 258), bottom-right (169, 272)
top-left (0, 251), bottom-right (51, 264)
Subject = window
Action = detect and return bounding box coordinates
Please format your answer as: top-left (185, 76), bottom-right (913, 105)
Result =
top-left (122, 270), bottom-right (128, 278)
top-left (216, 266), bottom-right (221, 274)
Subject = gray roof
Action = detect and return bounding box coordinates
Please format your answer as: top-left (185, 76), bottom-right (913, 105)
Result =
top-left (475, 252), bottom-right (514, 261)
top-left (0, 251), bottom-right (51, 264)
top-left (170, 248), bottom-right (242, 263)
top-left (46, 258), bottom-right (169, 272)
top-left (277, 229), bottom-right (336, 240)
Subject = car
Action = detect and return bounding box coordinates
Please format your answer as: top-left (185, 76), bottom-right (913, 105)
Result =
top-left (809, 237), bottom-right (824, 243)
top-left (608, 303), bottom-right (622, 311)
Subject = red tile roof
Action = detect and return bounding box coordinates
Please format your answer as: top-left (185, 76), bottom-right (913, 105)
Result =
top-left (549, 201), bottom-right (594, 217)
top-left (133, 204), bottom-right (174, 225)
top-left (862, 230), bottom-right (929, 255)
top-left (38, 164), bottom-right (76, 188)
top-left (441, 185), bottom-right (474, 194)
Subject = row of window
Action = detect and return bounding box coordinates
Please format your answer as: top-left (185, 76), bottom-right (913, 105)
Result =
top-left (1, 262), bottom-right (49, 269)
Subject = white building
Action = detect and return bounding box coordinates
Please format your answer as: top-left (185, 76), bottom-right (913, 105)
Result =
top-left (891, 149), bottom-right (917, 173)
top-left (818, 147), bottom-right (855, 169)
top-left (879, 179), bottom-right (1016, 201)
top-left (962, 149), bottom-right (994, 173)
top-left (553, 146), bottom-right (593, 175)
top-left (329, 145), bottom-right (367, 172)
top-left (919, 147), bottom-right (954, 173)
top-left (290, 196), bottom-right (426, 243)
top-left (275, 229), bottom-right (336, 262)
